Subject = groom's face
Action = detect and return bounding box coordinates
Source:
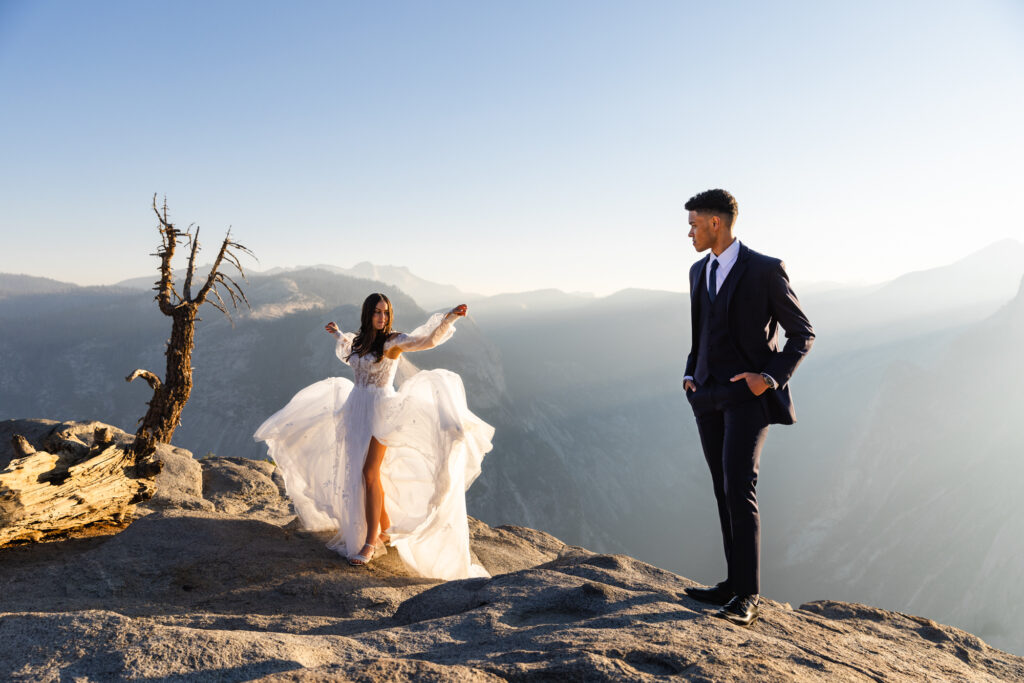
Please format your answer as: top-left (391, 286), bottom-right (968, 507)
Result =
top-left (687, 211), bottom-right (716, 253)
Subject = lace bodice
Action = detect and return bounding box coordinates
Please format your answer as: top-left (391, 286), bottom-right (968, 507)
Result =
top-left (332, 311), bottom-right (457, 389)
top-left (347, 350), bottom-right (400, 389)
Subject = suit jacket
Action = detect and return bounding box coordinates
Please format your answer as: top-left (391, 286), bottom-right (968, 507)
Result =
top-left (685, 243), bottom-right (815, 425)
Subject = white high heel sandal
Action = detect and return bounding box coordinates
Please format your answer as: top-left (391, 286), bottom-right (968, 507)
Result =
top-left (348, 543), bottom-right (376, 566)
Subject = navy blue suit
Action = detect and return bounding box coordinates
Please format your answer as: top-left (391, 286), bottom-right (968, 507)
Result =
top-left (685, 243), bottom-right (814, 595)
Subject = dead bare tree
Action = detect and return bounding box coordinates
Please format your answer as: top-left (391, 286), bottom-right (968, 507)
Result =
top-left (126, 195), bottom-right (254, 460)
top-left (0, 199), bottom-right (254, 547)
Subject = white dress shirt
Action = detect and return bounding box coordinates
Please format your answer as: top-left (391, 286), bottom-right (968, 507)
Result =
top-left (706, 238), bottom-right (741, 296)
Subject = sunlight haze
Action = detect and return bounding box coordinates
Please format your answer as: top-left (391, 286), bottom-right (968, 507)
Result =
top-left (1, 1), bottom-right (1022, 295)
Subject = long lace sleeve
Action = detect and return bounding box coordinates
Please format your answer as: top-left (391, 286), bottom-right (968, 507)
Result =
top-left (386, 312), bottom-right (457, 354)
top-left (332, 330), bottom-right (356, 365)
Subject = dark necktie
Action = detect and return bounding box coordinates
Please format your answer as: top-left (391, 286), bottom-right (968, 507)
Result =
top-left (708, 259), bottom-right (719, 303)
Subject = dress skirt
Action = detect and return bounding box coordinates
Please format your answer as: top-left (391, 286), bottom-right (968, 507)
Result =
top-left (254, 369), bottom-right (493, 580)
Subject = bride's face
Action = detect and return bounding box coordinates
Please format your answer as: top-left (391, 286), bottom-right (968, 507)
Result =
top-left (372, 301), bottom-right (390, 331)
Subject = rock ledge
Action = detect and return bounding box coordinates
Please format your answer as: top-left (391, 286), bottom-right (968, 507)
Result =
top-left (1, 420), bottom-right (1021, 681)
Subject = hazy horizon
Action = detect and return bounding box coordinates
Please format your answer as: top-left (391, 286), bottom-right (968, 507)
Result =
top-left (4, 221), bottom-right (1024, 298)
top-left (5, 235), bottom-right (1023, 302)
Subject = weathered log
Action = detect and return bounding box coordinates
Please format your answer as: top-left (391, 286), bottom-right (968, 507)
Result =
top-left (42, 428), bottom-right (89, 461)
top-left (0, 431), bottom-right (159, 547)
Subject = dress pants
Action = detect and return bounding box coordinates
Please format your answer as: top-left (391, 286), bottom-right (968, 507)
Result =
top-left (688, 380), bottom-right (770, 596)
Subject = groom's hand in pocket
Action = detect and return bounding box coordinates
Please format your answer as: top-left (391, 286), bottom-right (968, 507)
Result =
top-left (731, 372), bottom-right (769, 396)
top-left (683, 378), bottom-right (696, 392)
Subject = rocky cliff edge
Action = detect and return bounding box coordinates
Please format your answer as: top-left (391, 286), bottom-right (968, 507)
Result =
top-left (0, 419), bottom-right (1021, 682)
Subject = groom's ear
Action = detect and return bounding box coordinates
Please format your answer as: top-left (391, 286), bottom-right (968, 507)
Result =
top-left (711, 213), bottom-right (732, 233)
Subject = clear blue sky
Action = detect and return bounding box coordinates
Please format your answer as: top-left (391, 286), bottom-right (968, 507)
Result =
top-left (2, 1), bottom-right (1022, 295)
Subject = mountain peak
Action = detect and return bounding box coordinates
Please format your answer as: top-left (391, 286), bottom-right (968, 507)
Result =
top-left (350, 261), bottom-right (412, 275)
top-left (871, 238), bottom-right (1024, 309)
top-left (956, 237), bottom-right (1024, 266)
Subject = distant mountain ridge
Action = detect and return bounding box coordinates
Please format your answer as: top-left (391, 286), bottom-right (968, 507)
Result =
top-left (865, 238), bottom-right (1024, 312)
top-left (258, 262), bottom-right (477, 311)
top-left (798, 239), bottom-right (1024, 357)
top-left (60, 236), bottom-right (1024, 316)
top-left (0, 273), bottom-right (79, 298)
top-left (112, 261), bottom-right (482, 312)
top-left (334, 261), bottom-right (483, 310)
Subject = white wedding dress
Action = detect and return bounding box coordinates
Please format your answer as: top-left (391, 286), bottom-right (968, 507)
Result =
top-left (253, 312), bottom-right (493, 580)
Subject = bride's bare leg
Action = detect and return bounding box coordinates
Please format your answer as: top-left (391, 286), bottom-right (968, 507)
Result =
top-left (362, 437), bottom-right (388, 547)
top-left (379, 499), bottom-right (392, 542)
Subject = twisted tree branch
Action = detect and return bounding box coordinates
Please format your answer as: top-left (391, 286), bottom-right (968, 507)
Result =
top-left (125, 369), bottom-right (162, 391)
top-left (183, 226), bottom-right (200, 301)
top-left (152, 194), bottom-right (183, 316)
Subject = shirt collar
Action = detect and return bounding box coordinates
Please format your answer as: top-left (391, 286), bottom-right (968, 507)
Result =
top-left (710, 238), bottom-right (741, 269)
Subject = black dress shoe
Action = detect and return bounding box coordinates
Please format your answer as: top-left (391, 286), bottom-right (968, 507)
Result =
top-left (714, 594), bottom-right (759, 626)
top-left (683, 581), bottom-right (735, 606)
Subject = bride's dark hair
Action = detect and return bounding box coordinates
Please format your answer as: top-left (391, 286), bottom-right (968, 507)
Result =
top-left (349, 293), bottom-right (395, 362)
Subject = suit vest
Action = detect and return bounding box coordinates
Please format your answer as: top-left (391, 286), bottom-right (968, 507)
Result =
top-left (694, 266), bottom-right (747, 385)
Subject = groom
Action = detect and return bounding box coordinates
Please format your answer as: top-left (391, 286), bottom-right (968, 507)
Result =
top-left (681, 189), bottom-right (814, 626)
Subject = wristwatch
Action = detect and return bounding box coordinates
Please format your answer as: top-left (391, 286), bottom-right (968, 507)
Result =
top-left (760, 373), bottom-right (778, 390)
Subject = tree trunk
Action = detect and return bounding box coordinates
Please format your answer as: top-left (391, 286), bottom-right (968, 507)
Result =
top-left (131, 305), bottom-right (197, 459)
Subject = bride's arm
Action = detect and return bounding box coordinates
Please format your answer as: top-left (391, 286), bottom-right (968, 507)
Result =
top-left (384, 305), bottom-right (467, 359)
top-left (325, 321), bottom-right (356, 364)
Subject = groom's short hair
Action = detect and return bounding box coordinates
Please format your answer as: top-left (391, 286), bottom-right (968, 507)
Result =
top-left (685, 189), bottom-right (738, 226)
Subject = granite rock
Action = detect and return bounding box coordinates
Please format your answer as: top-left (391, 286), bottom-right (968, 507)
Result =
top-left (0, 419), bottom-right (1021, 681)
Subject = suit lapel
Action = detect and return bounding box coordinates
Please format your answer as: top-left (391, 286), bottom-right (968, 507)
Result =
top-left (723, 243), bottom-right (751, 316)
top-left (690, 254), bottom-right (710, 302)
top-left (689, 256), bottom-right (708, 340)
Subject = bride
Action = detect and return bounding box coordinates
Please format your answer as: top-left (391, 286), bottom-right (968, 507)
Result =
top-left (254, 293), bottom-right (494, 580)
